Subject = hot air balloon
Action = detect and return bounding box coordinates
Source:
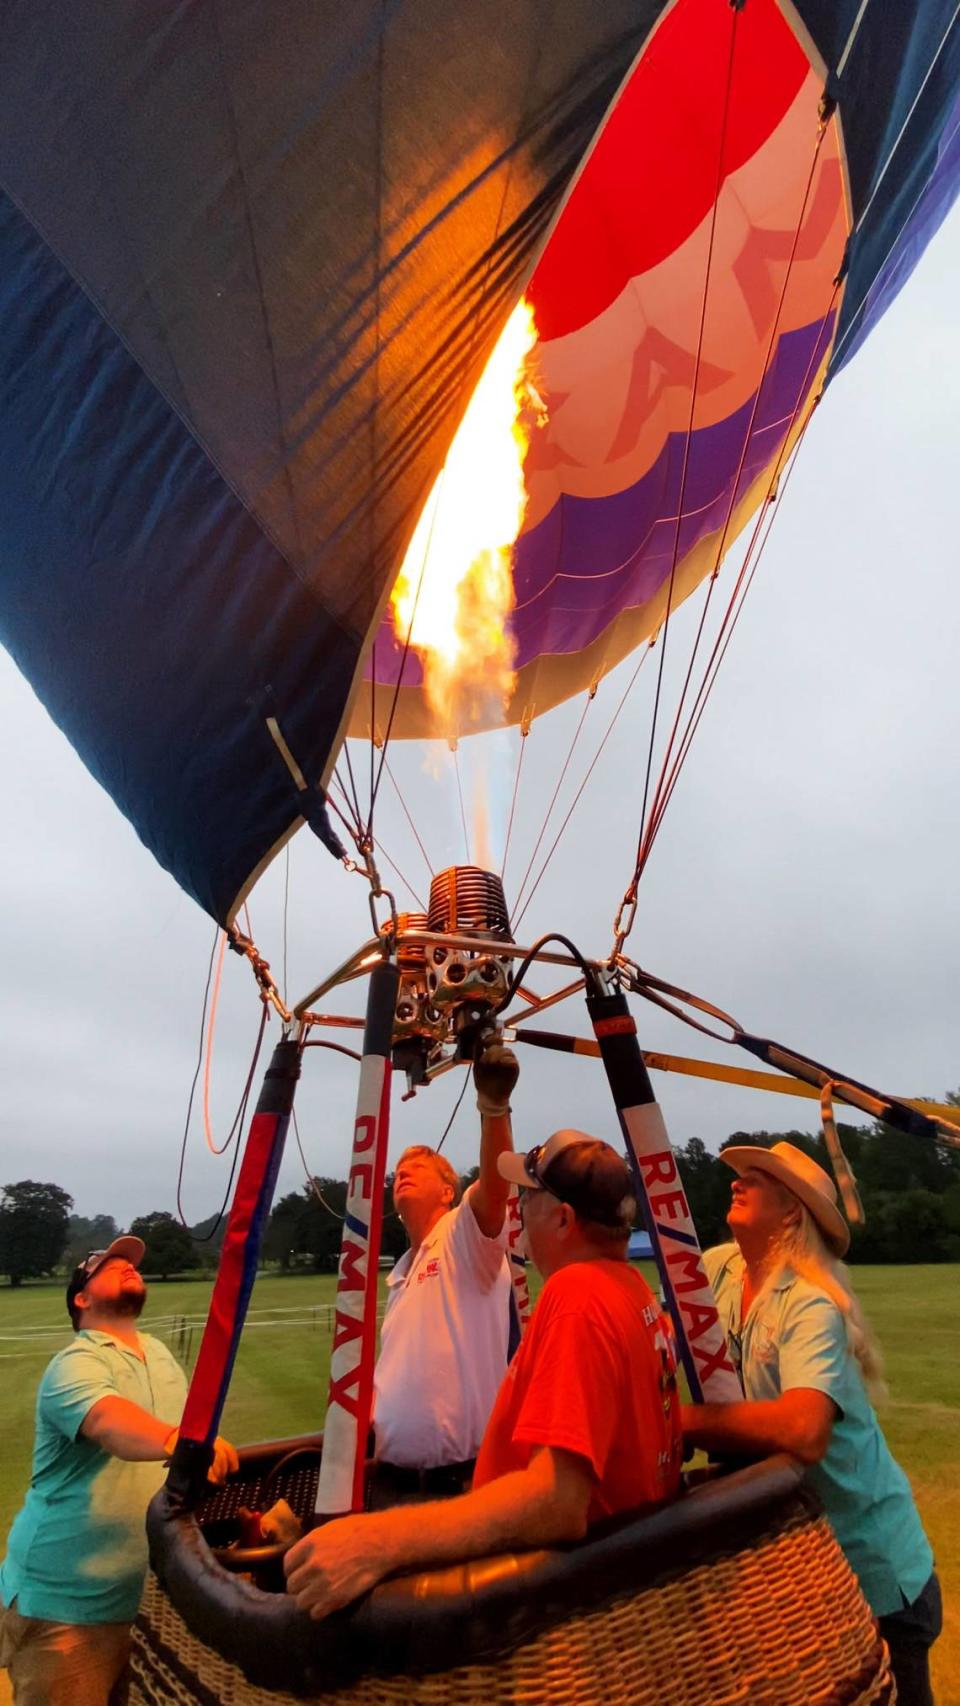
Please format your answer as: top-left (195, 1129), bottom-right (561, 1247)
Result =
top-left (1, 1), bottom-right (959, 1701)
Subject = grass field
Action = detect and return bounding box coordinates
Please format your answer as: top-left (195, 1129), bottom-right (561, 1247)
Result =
top-left (0, 1265), bottom-right (956, 1703)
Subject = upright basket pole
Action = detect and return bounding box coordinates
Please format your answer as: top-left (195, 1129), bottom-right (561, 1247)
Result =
top-left (505, 1185), bottom-right (532, 1355)
top-left (586, 985), bottom-right (740, 1403)
top-left (315, 956), bottom-right (400, 1516)
top-left (168, 1036), bottom-right (302, 1499)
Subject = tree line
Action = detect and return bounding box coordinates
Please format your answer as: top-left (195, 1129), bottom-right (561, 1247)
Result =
top-left (2, 1104), bottom-right (959, 1285)
top-left (0, 1191), bottom-right (221, 1287)
top-left (681, 1113), bottom-right (960, 1262)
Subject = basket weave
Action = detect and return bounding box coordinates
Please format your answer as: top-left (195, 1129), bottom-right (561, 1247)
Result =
top-left (129, 1498), bottom-right (893, 1705)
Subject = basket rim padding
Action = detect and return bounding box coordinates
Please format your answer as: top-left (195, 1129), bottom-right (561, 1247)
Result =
top-left (147, 1454), bottom-right (810, 1695)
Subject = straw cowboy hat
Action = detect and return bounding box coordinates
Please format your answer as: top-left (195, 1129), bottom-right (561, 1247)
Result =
top-left (719, 1140), bottom-right (850, 1256)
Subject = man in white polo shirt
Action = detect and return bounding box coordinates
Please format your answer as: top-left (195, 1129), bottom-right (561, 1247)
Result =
top-left (371, 1041), bottom-right (518, 1499)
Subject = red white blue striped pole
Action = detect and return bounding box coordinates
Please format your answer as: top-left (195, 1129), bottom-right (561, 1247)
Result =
top-left (169, 1037), bottom-right (302, 1500)
top-left (586, 987), bottom-right (740, 1403)
top-left (315, 956), bottom-right (399, 1516)
top-left (505, 1185), bottom-right (531, 1350)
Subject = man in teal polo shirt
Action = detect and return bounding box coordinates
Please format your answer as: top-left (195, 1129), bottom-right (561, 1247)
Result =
top-left (682, 1142), bottom-right (940, 1706)
top-left (0, 1235), bottom-right (237, 1705)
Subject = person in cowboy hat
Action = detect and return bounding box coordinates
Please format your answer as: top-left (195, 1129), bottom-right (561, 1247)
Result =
top-left (682, 1141), bottom-right (941, 1706)
top-left (285, 1130), bottom-right (683, 1619)
top-left (0, 1236), bottom-right (237, 1706)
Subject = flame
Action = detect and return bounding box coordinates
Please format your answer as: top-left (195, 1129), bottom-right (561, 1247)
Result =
top-left (391, 300), bottom-right (542, 736)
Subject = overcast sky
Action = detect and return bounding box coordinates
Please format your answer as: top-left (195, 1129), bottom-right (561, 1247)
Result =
top-left (2, 209), bottom-right (958, 1228)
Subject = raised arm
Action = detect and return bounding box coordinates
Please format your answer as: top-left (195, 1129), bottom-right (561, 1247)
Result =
top-left (469, 1039), bottom-right (519, 1237)
top-left (285, 1445), bottom-right (593, 1618)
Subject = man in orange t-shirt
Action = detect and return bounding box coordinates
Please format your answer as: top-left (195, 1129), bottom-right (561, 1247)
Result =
top-left (285, 1130), bottom-right (682, 1618)
top-left (473, 1231), bottom-right (681, 1523)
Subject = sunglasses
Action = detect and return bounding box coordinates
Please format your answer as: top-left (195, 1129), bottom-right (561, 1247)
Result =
top-left (518, 1147), bottom-right (567, 1219)
top-left (522, 1142), bottom-right (553, 1186)
top-left (79, 1249), bottom-right (135, 1282)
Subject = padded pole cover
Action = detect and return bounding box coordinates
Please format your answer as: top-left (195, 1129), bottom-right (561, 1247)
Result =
top-left (316, 958), bottom-right (400, 1515)
top-left (170, 1038), bottom-right (302, 1498)
top-left (505, 1185), bottom-right (532, 1356)
top-left (587, 989), bottom-right (740, 1404)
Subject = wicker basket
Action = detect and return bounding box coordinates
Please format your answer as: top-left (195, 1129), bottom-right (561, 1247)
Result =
top-left (130, 1455), bottom-right (893, 1705)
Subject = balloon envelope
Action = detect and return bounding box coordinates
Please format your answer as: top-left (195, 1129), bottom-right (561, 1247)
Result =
top-left (0, 0), bottom-right (957, 921)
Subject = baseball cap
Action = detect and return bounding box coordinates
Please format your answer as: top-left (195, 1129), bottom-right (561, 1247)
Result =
top-left (498, 1130), bottom-right (636, 1230)
top-left (66, 1235), bottom-right (146, 1321)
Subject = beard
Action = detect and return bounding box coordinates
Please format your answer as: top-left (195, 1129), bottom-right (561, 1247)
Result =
top-left (111, 1280), bottom-right (147, 1319)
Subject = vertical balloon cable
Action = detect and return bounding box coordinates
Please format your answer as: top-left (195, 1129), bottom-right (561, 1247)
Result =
top-left (203, 930), bottom-right (228, 1152)
top-left (369, 469), bottom-right (447, 822)
top-left (383, 755), bottom-right (434, 877)
top-left (453, 745), bottom-right (471, 864)
top-left (281, 843), bottom-right (290, 1005)
top-left (371, 843), bottom-right (427, 912)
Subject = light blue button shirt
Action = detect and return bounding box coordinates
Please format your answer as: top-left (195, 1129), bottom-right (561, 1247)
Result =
top-left (704, 1244), bottom-right (933, 1617)
top-left (0, 1329), bottom-right (187, 1624)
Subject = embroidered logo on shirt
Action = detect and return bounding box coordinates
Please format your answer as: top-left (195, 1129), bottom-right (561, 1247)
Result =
top-left (417, 1258), bottom-right (441, 1285)
top-left (752, 1320), bottom-right (779, 1363)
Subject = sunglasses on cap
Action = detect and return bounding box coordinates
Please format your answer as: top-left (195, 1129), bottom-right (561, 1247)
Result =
top-left (521, 1142), bottom-right (552, 1187)
top-left (517, 1139), bottom-right (635, 1231)
top-left (77, 1246), bottom-right (140, 1282)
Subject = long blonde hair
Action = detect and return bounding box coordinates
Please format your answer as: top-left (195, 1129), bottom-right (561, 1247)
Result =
top-left (763, 1194), bottom-right (887, 1401)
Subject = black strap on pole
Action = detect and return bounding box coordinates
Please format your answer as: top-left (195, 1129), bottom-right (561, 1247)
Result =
top-left (736, 1030), bottom-right (960, 1149)
top-left (585, 985), bottom-right (740, 1403)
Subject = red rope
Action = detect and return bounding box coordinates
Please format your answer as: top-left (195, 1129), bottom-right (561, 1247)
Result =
top-left (641, 283), bottom-right (838, 861)
top-left (646, 408), bottom-right (817, 852)
top-left (512, 646), bottom-right (651, 933)
top-left (640, 121), bottom-right (829, 862)
top-left (203, 931), bottom-right (230, 1153)
top-left (631, 5), bottom-right (742, 883)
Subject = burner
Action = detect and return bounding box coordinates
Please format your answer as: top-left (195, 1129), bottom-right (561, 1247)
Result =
top-left (426, 867), bottom-right (512, 941)
top-left (389, 870), bottom-right (516, 1084)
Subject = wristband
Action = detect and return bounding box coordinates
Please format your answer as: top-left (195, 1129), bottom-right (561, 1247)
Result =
top-left (477, 1095), bottom-right (512, 1118)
